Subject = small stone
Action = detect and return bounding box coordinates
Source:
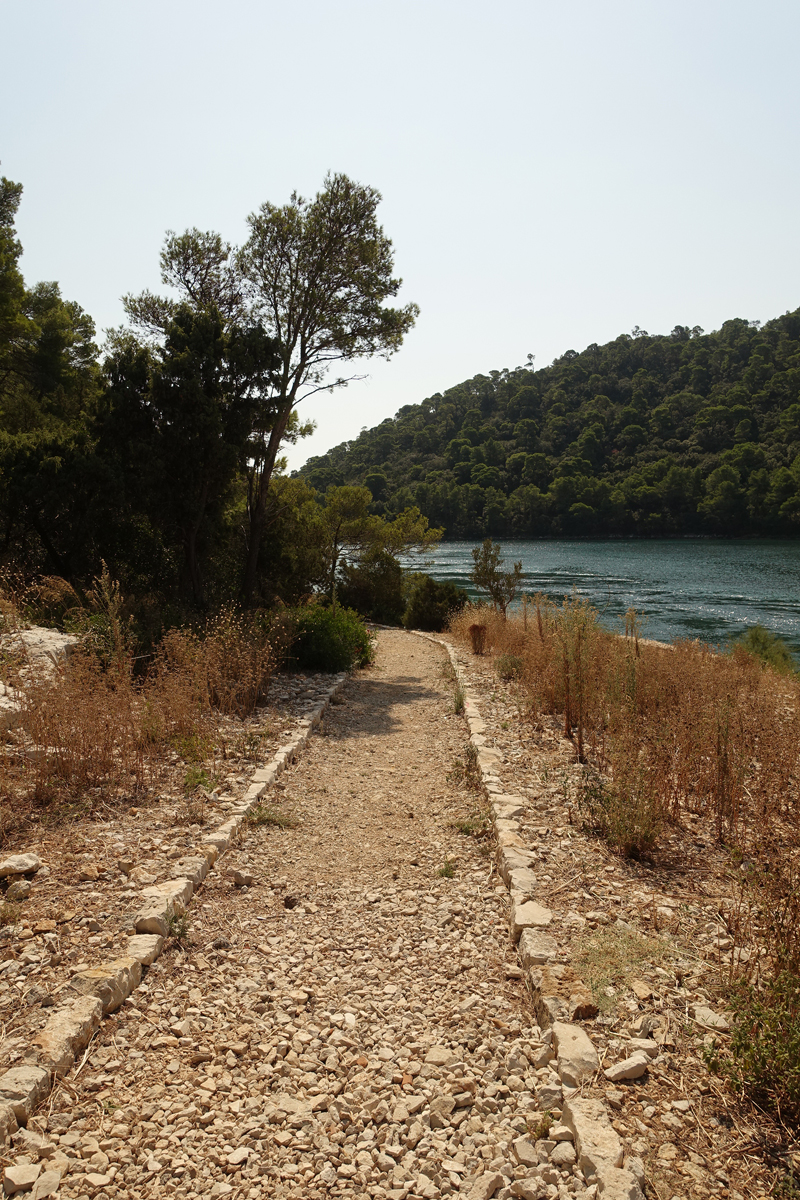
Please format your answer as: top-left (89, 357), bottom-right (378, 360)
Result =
top-left (229, 869), bottom-right (254, 888)
top-left (12, 1127), bottom-right (53, 1159)
top-left (430, 1094), bottom-right (455, 1128)
top-left (30, 1169), bottom-right (62, 1200)
top-left (466, 1171), bottom-right (505, 1200)
top-left (0, 1065), bottom-right (49, 1123)
top-left (70, 957), bottom-right (142, 1014)
top-left (3, 1163), bottom-right (41, 1195)
top-left (32, 995), bottom-right (102, 1076)
top-left (511, 1136), bottom-right (538, 1167)
top-left (596, 1165), bottom-right (644, 1199)
top-left (126, 934), bottom-right (164, 966)
top-left (551, 1140), bottom-right (576, 1166)
top-left (569, 987), bottom-right (599, 1020)
top-left (6, 881), bottom-right (31, 902)
top-left (691, 1005), bottom-right (730, 1031)
top-left (84, 1173), bottom-right (112, 1189)
top-left (603, 1053), bottom-right (649, 1083)
top-left (536, 1077), bottom-right (563, 1110)
top-left (0, 854), bottom-right (40, 878)
top-left (518, 929), bottom-right (558, 967)
top-left (630, 979), bottom-right (651, 1001)
top-left (511, 901), bottom-right (553, 942)
top-left (511, 1177), bottom-right (545, 1200)
top-left (562, 1097), bottom-right (624, 1176)
top-left (424, 1045), bottom-right (452, 1066)
top-left (628, 1038), bottom-right (658, 1057)
top-left (553, 1021), bottom-right (599, 1086)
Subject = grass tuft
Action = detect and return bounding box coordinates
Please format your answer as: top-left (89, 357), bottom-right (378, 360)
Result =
top-left (247, 803), bottom-right (299, 829)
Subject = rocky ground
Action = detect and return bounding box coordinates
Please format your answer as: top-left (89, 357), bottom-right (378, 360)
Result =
top-left (0, 670), bottom-right (333, 1055)
top-left (0, 629), bottom-right (788, 1200)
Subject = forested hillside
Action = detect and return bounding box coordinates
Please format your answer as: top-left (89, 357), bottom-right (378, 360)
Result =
top-left (300, 314), bottom-right (800, 537)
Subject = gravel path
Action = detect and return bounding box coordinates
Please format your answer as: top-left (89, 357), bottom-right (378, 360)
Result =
top-left (40, 631), bottom-right (580, 1200)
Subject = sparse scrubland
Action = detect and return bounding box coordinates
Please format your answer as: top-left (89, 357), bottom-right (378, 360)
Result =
top-left (449, 598), bottom-right (800, 1127)
top-left (0, 568), bottom-right (378, 845)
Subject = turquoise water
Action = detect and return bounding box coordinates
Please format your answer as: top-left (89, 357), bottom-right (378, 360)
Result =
top-left (411, 539), bottom-right (800, 652)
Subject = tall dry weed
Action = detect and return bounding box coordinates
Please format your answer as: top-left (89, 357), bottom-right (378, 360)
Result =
top-left (201, 609), bottom-right (274, 717)
top-left (0, 577), bottom-right (276, 822)
top-left (21, 650), bottom-right (145, 802)
top-left (448, 596), bottom-right (800, 859)
top-left (450, 593), bottom-right (800, 1123)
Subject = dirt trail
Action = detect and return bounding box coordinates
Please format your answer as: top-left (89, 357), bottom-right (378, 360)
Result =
top-left (41, 631), bottom-right (569, 1200)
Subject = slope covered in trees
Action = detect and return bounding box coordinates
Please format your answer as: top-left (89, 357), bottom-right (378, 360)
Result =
top-left (299, 313), bottom-right (800, 537)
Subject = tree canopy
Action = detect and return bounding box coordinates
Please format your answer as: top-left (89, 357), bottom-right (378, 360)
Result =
top-left (300, 314), bottom-right (800, 538)
top-left (122, 173), bottom-right (419, 600)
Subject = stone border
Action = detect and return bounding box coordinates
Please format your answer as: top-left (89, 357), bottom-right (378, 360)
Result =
top-left (413, 633), bottom-right (646, 1200)
top-left (0, 672), bottom-right (348, 1147)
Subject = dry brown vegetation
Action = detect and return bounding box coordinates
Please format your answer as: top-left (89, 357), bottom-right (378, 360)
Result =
top-left (450, 598), bottom-right (800, 1124)
top-left (450, 598), bottom-right (800, 863)
top-left (0, 579), bottom-right (277, 838)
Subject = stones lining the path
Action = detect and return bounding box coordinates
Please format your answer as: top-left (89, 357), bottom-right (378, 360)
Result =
top-left (423, 634), bottom-right (645, 1200)
top-left (0, 673), bottom-right (347, 1147)
top-left (27, 630), bottom-right (635, 1200)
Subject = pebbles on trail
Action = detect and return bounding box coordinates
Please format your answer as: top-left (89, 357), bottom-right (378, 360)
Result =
top-left (18, 632), bottom-right (601, 1200)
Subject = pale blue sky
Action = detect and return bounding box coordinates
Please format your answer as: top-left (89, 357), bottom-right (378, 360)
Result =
top-left (3, 0), bottom-right (799, 468)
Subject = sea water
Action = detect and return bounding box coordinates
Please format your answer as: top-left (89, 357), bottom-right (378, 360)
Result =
top-left (409, 539), bottom-right (800, 652)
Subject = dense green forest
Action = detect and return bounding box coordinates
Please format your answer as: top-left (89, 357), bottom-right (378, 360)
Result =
top-left (0, 171), bottom-right (430, 622)
top-left (300, 313), bottom-right (800, 537)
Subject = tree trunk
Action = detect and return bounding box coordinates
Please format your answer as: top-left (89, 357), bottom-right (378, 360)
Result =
top-left (240, 406), bottom-right (292, 605)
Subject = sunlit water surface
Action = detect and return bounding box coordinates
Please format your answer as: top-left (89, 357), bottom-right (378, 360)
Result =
top-left (407, 539), bottom-right (800, 652)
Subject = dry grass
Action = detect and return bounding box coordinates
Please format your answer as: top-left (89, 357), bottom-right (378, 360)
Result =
top-left (0, 576), bottom-right (277, 833)
top-left (450, 597), bottom-right (800, 1124)
top-left (574, 924), bottom-right (678, 1012)
top-left (450, 599), bottom-right (800, 861)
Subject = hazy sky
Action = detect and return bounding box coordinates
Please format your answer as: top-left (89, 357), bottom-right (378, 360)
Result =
top-left (3, 1), bottom-right (799, 469)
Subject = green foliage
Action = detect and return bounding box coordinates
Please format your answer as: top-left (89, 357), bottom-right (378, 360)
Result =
top-left (453, 684), bottom-right (465, 714)
top-left (447, 744), bottom-right (483, 793)
top-left (248, 803), bottom-right (299, 828)
top-left (496, 653), bottom-right (523, 680)
top-left (183, 765), bottom-right (214, 794)
top-left (707, 971), bottom-right (800, 1127)
top-left (300, 312), bottom-right (800, 538)
top-left (470, 538), bottom-right (524, 616)
top-left (336, 547), bottom-right (404, 625)
top-left (403, 573), bottom-right (468, 631)
top-left (166, 911), bottom-right (191, 942)
top-left (452, 806), bottom-right (491, 837)
top-left (291, 606), bottom-right (374, 672)
top-left (577, 771), bottom-right (663, 858)
top-left (730, 623), bottom-right (796, 674)
top-left (528, 1112), bottom-right (553, 1141)
top-left (319, 485), bottom-right (441, 613)
top-left (437, 860), bottom-right (456, 878)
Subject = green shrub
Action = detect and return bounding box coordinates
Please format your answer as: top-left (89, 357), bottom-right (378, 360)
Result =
top-left (577, 769), bottom-right (663, 859)
top-left (707, 970), bottom-right (800, 1126)
top-left (403, 574), bottom-right (468, 632)
top-left (730, 623), bottom-right (796, 674)
top-left (496, 653), bottom-right (523, 680)
top-left (337, 548), bottom-right (404, 625)
top-left (292, 606), bottom-right (374, 672)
